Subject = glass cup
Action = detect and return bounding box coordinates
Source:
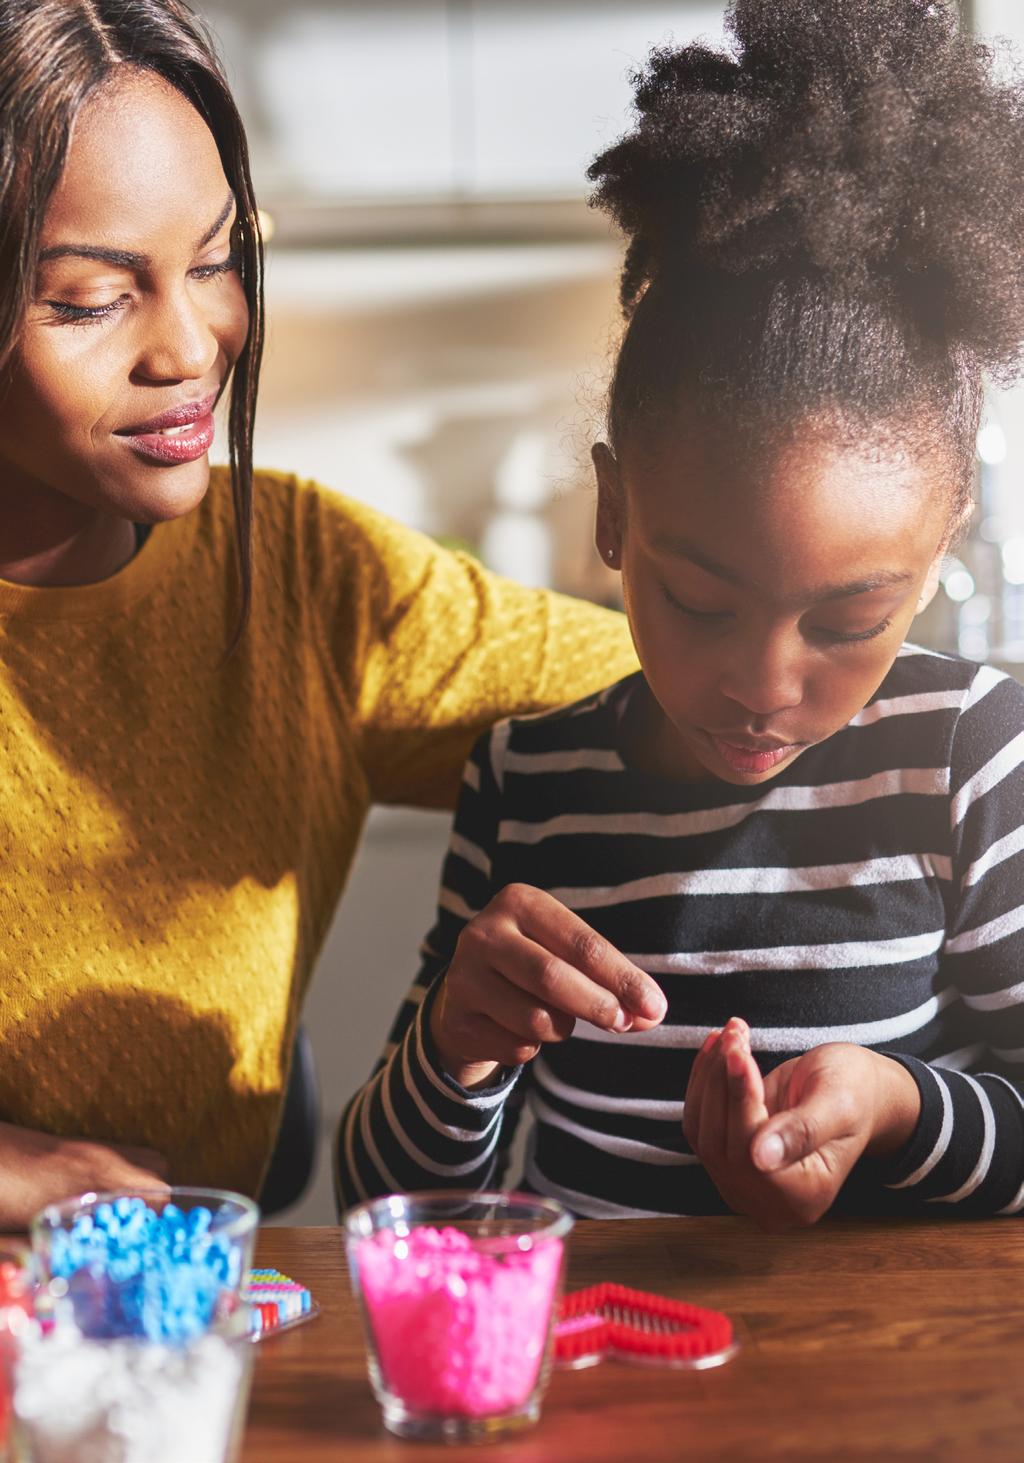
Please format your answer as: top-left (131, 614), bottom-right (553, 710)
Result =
top-left (13, 1189), bottom-right (260, 1463)
top-left (30, 1187), bottom-right (259, 1341)
top-left (0, 1247), bottom-right (33, 1463)
top-left (345, 1190), bottom-right (573, 1444)
top-left (7, 1304), bottom-right (254, 1463)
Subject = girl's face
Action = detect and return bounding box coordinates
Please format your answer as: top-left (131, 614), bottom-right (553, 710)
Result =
top-left (0, 70), bottom-right (249, 526)
top-left (595, 419), bottom-right (953, 786)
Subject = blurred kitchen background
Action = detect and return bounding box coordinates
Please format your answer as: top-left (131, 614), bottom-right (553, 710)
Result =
top-left (193, 0), bottom-right (1021, 1221)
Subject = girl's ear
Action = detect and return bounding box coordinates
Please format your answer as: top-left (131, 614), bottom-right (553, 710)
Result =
top-left (592, 441), bottom-right (624, 570)
top-left (915, 548), bottom-right (944, 615)
top-left (918, 497), bottom-right (974, 614)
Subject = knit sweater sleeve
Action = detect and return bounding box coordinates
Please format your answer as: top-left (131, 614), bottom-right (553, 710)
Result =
top-left (335, 728), bottom-right (523, 1210)
top-left (880, 667), bottom-right (1024, 1215)
top-left (304, 481), bottom-right (635, 809)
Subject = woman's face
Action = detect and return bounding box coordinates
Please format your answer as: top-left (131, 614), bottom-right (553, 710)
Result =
top-left (595, 417), bottom-right (953, 786)
top-left (0, 70), bottom-right (249, 525)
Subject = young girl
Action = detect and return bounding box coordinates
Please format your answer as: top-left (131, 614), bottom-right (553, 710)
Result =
top-left (338, 0), bottom-right (1024, 1226)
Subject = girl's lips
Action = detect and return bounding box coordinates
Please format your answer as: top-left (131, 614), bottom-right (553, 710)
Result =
top-left (709, 736), bottom-right (801, 774)
top-left (117, 413), bottom-right (215, 465)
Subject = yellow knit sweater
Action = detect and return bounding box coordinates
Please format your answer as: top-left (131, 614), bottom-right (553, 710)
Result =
top-left (0, 469), bottom-right (636, 1196)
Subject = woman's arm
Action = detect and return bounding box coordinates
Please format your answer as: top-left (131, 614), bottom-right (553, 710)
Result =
top-left (300, 479), bottom-right (636, 810)
top-left (0, 1123), bottom-right (168, 1228)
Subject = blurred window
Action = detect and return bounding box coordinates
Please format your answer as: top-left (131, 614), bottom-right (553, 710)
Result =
top-left (202, 2), bottom-right (725, 212)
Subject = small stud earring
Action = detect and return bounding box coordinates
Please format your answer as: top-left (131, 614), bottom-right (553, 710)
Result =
top-left (606, 548), bottom-right (615, 562)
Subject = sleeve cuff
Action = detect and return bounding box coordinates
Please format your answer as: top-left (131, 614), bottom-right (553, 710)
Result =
top-left (872, 1053), bottom-right (947, 1189)
top-left (413, 969), bottom-right (523, 1109)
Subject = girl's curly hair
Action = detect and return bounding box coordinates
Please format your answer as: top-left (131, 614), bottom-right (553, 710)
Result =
top-left (589, 0), bottom-right (1024, 503)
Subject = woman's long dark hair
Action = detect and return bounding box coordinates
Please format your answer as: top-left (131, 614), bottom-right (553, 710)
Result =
top-left (0, 0), bottom-right (264, 642)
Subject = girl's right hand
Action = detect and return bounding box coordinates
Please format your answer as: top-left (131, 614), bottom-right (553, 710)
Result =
top-left (428, 883), bottom-right (667, 1089)
top-left (0, 1121), bottom-right (170, 1229)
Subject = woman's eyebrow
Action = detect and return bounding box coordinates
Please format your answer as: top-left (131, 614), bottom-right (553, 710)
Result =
top-left (655, 535), bottom-right (913, 601)
top-left (37, 191), bottom-right (236, 269)
top-left (195, 190), bottom-right (236, 251)
top-left (37, 241), bottom-right (146, 268)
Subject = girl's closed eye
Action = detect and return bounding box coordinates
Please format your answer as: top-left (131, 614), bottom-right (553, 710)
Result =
top-left (813, 617), bottom-right (893, 645)
top-left (659, 583), bottom-right (732, 624)
top-left (660, 581), bottom-right (896, 647)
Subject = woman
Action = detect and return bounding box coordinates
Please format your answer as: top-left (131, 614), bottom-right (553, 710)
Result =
top-left (0, 0), bottom-right (636, 1225)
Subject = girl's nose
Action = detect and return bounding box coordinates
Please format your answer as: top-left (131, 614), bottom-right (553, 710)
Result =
top-left (718, 632), bottom-right (803, 718)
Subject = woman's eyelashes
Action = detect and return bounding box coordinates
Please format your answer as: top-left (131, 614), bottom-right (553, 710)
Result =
top-left (659, 584), bottom-right (894, 646)
top-left (190, 251), bottom-right (240, 282)
top-left (43, 252), bottom-right (240, 327)
top-left (46, 294), bottom-right (131, 325)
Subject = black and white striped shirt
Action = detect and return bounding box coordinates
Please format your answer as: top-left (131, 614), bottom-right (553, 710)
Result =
top-left (337, 647), bottom-right (1024, 1218)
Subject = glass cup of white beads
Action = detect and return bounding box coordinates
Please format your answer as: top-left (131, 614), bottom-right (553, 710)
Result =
top-left (7, 1187), bottom-right (258, 1463)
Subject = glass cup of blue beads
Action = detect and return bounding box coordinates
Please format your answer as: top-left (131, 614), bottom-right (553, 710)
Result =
top-left (10, 1187), bottom-right (259, 1463)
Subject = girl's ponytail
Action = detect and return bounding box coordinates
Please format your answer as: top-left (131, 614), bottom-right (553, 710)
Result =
top-left (590, 0), bottom-right (1024, 502)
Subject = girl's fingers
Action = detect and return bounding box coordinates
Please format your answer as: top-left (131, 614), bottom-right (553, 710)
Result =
top-left (476, 971), bottom-right (576, 1046)
top-left (455, 1011), bottom-right (543, 1069)
top-left (682, 1028), bottom-right (720, 1150)
top-left (724, 1037), bottom-right (768, 1164)
top-left (751, 1071), bottom-right (853, 1174)
top-left (697, 1036), bottom-right (731, 1160)
top-left (493, 928), bottom-right (657, 1033)
top-left (694, 1017), bottom-right (764, 1164)
top-left (454, 916), bottom-right (627, 1034)
top-left (508, 886), bottom-right (668, 1028)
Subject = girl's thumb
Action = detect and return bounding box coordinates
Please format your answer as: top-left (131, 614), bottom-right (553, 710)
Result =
top-left (751, 1106), bottom-right (826, 1173)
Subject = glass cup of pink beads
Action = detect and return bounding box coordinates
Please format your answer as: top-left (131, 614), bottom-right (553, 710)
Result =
top-left (345, 1190), bottom-right (573, 1444)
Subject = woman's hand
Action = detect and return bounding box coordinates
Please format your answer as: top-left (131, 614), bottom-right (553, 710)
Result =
top-left (429, 883), bottom-right (668, 1089)
top-left (682, 1019), bottom-right (921, 1230)
top-left (0, 1121), bottom-right (170, 1229)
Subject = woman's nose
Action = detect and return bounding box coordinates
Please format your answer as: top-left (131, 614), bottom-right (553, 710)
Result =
top-left (133, 289), bottom-right (219, 384)
top-left (718, 631), bottom-right (804, 718)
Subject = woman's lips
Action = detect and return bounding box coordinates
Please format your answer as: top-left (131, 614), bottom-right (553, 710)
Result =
top-left (119, 414), bottom-right (215, 464)
top-left (708, 735), bottom-right (801, 774)
top-left (114, 392), bottom-right (217, 465)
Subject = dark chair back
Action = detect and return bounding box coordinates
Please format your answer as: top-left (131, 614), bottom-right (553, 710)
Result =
top-left (259, 1025), bottom-right (319, 1217)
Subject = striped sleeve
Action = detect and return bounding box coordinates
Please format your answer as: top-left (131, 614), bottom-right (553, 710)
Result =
top-left (335, 728), bottom-right (523, 1212)
top-left (880, 667), bottom-right (1024, 1214)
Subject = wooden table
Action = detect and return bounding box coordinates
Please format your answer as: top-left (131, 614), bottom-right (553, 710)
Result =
top-left (243, 1218), bottom-right (1024, 1462)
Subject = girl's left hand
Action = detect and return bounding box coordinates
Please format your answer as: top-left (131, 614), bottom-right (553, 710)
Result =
top-left (682, 1019), bottom-right (921, 1230)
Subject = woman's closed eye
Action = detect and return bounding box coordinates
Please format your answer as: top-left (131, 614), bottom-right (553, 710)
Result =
top-left (189, 250), bottom-right (240, 282)
top-left (43, 251), bottom-right (240, 327)
top-left (44, 294), bottom-right (131, 325)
